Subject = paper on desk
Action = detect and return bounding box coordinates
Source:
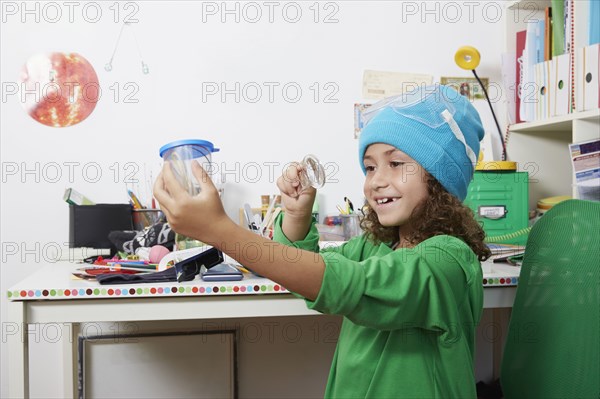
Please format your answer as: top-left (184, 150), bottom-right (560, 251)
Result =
top-left (362, 70), bottom-right (433, 99)
top-left (487, 243), bottom-right (526, 256)
top-left (569, 139), bottom-right (600, 201)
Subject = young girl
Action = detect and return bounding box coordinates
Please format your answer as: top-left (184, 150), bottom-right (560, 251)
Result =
top-left (154, 85), bottom-right (491, 398)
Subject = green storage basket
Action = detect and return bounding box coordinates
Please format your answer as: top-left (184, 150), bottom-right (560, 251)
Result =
top-left (465, 171), bottom-right (529, 245)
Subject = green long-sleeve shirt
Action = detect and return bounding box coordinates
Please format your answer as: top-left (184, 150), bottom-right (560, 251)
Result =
top-left (273, 217), bottom-right (483, 399)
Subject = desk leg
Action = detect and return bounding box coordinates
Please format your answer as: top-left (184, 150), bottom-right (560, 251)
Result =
top-left (8, 301), bottom-right (29, 399)
top-left (492, 308), bottom-right (512, 380)
top-left (62, 323), bottom-right (79, 399)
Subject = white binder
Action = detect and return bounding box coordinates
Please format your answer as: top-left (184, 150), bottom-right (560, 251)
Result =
top-left (576, 44), bottom-right (600, 112)
top-left (543, 61), bottom-right (552, 119)
top-left (534, 61), bottom-right (550, 120)
top-left (553, 54), bottom-right (572, 116)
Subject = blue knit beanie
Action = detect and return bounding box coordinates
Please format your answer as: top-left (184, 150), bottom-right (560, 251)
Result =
top-left (358, 85), bottom-right (484, 201)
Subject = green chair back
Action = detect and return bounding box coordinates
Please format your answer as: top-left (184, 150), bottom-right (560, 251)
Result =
top-left (501, 199), bottom-right (600, 398)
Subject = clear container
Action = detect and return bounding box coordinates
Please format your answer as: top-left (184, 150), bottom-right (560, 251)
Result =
top-left (341, 214), bottom-right (361, 241)
top-left (159, 139), bottom-right (220, 195)
top-left (159, 139), bottom-right (220, 249)
top-left (132, 209), bottom-right (164, 231)
top-left (316, 224), bottom-right (344, 241)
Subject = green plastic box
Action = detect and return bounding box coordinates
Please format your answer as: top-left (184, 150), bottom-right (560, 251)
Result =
top-left (465, 171), bottom-right (529, 245)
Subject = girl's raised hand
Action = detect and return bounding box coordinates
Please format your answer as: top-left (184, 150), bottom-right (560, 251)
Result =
top-left (153, 161), bottom-right (229, 242)
top-left (276, 162), bottom-right (316, 219)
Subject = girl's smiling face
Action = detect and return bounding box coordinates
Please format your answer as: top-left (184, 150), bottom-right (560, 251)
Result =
top-left (363, 143), bottom-right (429, 237)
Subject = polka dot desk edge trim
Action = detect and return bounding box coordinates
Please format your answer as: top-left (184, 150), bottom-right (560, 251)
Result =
top-left (7, 277), bottom-right (517, 299)
top-left (7, 283), bottom-right (289, 301)
top-left (482, 276), bottom-right (518, 287)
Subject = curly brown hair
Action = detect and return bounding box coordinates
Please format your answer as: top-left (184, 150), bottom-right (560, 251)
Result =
top-left (360, 172), bottom-right (491, 261)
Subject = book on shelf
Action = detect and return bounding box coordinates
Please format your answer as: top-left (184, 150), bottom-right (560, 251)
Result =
top-left (511, 0), bottom-right (600, 122)
top-left (544, 6), bottom-right (553, 61)
top-left (516, 29), bottom-right (527, 123)
top-left (533, 18), bottom-right (545, 64)
top-left (551, 0), bottom-right (566, 56)
top-left (591, 0), bottom-right (600, 45)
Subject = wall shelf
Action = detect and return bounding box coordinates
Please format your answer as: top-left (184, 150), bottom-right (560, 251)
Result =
top-left (504, 0), bottom-right (599, 207)
top-left (510, 109), bottom-right (600, 133)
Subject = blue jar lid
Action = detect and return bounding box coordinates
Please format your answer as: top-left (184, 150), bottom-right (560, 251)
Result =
top-left (159, 139), bottom-right (220, 158)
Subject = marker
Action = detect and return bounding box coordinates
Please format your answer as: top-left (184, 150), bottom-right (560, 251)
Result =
top-left (344, 197), bottom-right (354, 213)
top-left (106, 260), bottom-right (148, 265)
top-left (84, 264), bottom-right (157, 273)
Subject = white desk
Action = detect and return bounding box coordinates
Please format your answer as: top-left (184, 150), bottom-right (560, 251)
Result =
top-left (7, 261), bottom-right (520, 398)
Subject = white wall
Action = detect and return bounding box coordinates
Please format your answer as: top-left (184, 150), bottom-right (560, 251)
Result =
top-left (1, 1), bottom-right (505, 396)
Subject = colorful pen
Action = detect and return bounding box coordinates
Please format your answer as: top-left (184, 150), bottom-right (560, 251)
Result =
top-left (128, 189), bottom-right (144, 209)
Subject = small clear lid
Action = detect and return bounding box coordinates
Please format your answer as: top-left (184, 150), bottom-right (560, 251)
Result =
top-left (300, 154), bottom-right (326, 190)
top-left (159, 139), bottom-right (220, 159)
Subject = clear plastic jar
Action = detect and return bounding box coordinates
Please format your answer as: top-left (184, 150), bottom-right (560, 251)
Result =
top-left (159, 139), bottom-right (220, 249)
top-left (159, 139), bottom-right (219, 195)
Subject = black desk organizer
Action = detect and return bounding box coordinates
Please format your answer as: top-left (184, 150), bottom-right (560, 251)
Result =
top-left (69, 204), bottom-right (133, 255)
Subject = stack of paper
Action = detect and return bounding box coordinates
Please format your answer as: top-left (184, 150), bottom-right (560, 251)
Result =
top-left (487, 243), bottom-right (526, 256)
top-left (569, 139), bottom-right (600, 201)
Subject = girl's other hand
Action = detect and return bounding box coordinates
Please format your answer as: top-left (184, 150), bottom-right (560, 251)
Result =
top-left (276, 162), bottom-right (316, 219)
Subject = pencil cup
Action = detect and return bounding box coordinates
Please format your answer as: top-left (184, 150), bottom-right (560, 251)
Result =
top-left (132, 209), bottom-right (165, 231)
top-left (341, 214), bottom-right (361, 241)
top-left (159, 139), bottom-right (220, 195)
